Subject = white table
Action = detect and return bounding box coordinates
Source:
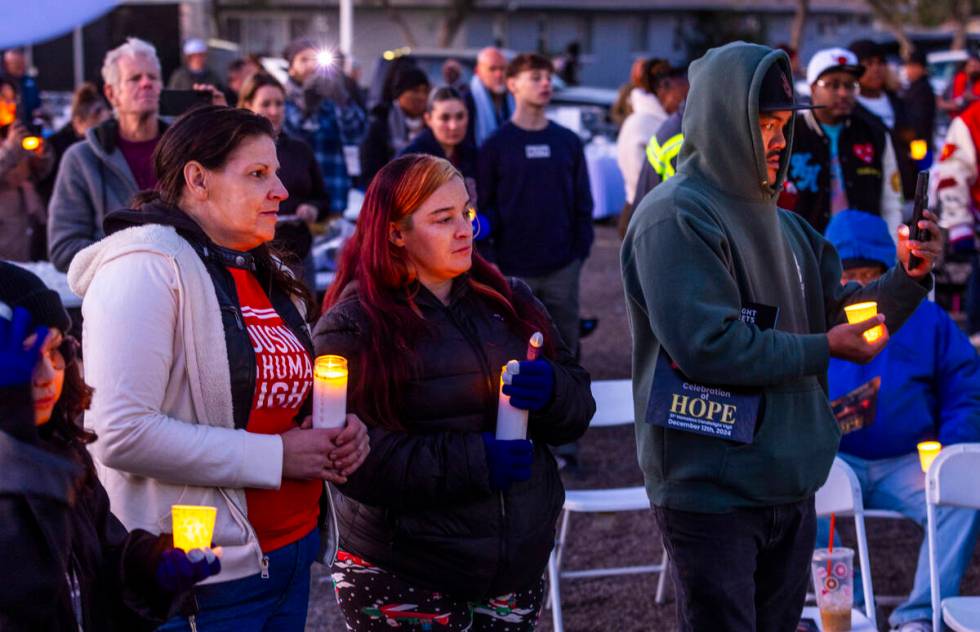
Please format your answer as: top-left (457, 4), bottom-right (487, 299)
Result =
top-left (584, 137), bottom-right (625, 220)
top-left (800, 606), bottom-right (876, 631)
top-left (589, 379), bottom-right (634, 427)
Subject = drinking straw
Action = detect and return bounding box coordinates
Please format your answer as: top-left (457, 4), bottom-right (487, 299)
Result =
top-left (828, 513), bottom-right (835, 552)
top-left (826, 513), bottom-right (836, 575)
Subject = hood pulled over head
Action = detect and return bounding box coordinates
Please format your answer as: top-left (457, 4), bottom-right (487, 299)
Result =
top-left (678, 42), bottom-right (796, 202)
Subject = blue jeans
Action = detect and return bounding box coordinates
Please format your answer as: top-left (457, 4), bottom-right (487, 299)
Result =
top-left (158, 528), bottom-right (320, 632)
top-left (815, 453), bottom-right (980, 627)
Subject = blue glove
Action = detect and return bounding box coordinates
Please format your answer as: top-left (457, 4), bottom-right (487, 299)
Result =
top-left (156, 547), bottom-right (221, 593)
top-left (473, 212), bottom-right (491, 242)
top-left (502, 359), bottom-right (555, 411)
top-left (0, 307), bottom-right (47, 388)
top-left (950, 235), bottom-right (976, 256)
top-left (482, 432), bottom-right (533, 492)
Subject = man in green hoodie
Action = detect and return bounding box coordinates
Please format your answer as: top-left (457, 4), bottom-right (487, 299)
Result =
top-left (621, 42), bottom-right (942, 631)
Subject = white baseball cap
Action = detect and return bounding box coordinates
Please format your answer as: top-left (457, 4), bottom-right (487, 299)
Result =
top-left (183, 38), bottom-right (208, 56)
top-left (806, 47), bottom-right (864, 86)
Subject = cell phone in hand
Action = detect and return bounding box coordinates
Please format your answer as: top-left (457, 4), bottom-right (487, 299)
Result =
top-left (159, 90), bottom-right (211, 117)
top-left (908, 170), bottom-right (930, 270)
top-left (0, 300), bottom-right (11, 321)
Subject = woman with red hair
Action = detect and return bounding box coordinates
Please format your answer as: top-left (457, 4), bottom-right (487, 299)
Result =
top-left (314, 153), bottom-right (594, 630)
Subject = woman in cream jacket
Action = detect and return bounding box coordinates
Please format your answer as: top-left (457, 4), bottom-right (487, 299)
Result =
top-left (69, 106), bottom-right (369, 631)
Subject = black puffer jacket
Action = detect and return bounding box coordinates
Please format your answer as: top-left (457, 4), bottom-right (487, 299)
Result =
top-left (312, 277), bottom-right (594, 598)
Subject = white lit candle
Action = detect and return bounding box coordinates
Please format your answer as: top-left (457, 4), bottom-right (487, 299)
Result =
top-left (496, 360), bottom-right (529, 440)
top-left (313, 355), bottom-right (348, 429)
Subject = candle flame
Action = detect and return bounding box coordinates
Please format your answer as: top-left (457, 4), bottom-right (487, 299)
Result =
top-left (314, 355), bottom-right (348, 380)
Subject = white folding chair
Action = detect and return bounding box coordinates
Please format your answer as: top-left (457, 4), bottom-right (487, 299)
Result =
top-left (861, 509), bottom-right (911, 606)
top-left (813, 457), bottom-right (878, 628)
top-left (927, 444), bottom-right (980, 632)
top-left (546, 379), bottom-right (670, 632)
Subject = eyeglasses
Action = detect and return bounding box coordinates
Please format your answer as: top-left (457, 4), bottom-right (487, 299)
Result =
top-left (815, 79), bottom-right (859, 93)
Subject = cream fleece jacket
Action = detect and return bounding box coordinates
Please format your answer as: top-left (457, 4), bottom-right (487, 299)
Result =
top-left (69, 224), bottom-right (285, 583)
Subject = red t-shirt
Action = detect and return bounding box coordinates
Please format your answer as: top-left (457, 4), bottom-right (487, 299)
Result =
top-left (952, 71), bottom-right (980, 103)
top-left (117, 136), bottom-right (159, 190)
top-left (228, 267), bottom-right (320, 553)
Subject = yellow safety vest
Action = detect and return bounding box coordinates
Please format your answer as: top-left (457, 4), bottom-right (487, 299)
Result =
top-left (645, 132), bottom-right (684, 180)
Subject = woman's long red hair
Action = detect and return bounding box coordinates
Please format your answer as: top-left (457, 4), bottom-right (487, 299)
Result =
top-left (323, 154), bottom-right (556, 430)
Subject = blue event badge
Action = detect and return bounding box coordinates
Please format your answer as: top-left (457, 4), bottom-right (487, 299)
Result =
top-left (644, 302), bottom-right (779, 444)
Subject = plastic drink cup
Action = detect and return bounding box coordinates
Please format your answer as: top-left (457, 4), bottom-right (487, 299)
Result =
top-left (917, 440), bottom-right (942, 472)
top-left (844, 301), bottom-right (884, 343)
top-left (812, 547), bottom-right (854, 632)
top-left (171, 505), bottom-right (217, 552)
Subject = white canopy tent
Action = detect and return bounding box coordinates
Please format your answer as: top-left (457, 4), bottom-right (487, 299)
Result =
top-left (1, 0), bottom-right (118, 87)
top-left (0, 0), bottom-right (118, 49)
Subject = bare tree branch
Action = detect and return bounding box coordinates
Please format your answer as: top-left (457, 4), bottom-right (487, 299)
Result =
top-left (951, 0), bottom-right (972, 50)
top-left (790, 0), bottom-right (809, 52)
top-left (375, 0), bottom-right (418, 48)
top-left (865, 0), bottom-right (914, 58)
top-left (437, 0), bottom-right (477, 48)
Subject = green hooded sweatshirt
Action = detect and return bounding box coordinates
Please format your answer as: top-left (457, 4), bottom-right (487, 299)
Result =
top-left (621, 42), bottom-right (931, 513)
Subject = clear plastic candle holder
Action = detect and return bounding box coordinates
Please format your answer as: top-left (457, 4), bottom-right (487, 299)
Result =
top-left (171, 504), bottom-right (217, 552)
top-left (844, 301), bottom-right (884, 343)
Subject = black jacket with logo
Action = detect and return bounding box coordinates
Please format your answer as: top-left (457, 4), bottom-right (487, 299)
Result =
top-left (783, 111), bottom-right (890, 233)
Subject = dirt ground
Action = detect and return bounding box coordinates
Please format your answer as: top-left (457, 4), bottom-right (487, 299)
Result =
top-left (305, 224), bottom-right (980, 631)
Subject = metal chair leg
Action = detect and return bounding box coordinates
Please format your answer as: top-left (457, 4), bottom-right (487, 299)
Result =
top-left (544, 511), bottom-right (569, 611)
top-left (547, 547), bottom-right (564, 632)
top-left (554, 510), bottom-right (571, 570)
top-left (655, 545), bottom-right (669, 604)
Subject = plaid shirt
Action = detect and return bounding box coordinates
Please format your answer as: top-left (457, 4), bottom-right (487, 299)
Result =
top-left (283, 84), bottom-right (366, 215)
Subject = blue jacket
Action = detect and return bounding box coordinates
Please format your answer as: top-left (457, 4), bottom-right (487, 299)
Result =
top-left (829, 300), bottom-right (980, 460)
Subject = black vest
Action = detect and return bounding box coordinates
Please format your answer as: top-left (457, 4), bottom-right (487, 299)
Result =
top-left (784, 111), bottom-right (889, 233)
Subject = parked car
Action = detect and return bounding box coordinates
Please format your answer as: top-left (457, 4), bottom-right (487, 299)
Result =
top-left (365, 47), bottom-right (516, 108)
top-left (547, 85), bottom-right (618, 141)
top-left (927, 49), bottom-right (969, 97)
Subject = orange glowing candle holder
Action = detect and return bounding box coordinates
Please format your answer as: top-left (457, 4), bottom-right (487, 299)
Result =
top-left (844, 301), bottom-right (884, 343)
top-left (313, 355), bottom-right (348, 429)
top-left (917, 441), bottom-right (942, 473)
top-left (910, 139), bottom-right (928, 161)
top-left (21, 136), bottom-right (42, 152)
top-left (171, 504), bottom-right (217, 552)
top-left (0, 102), bottom-right (15, 127)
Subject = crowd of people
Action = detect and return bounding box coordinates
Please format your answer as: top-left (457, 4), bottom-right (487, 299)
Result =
top-left (0, 25), bottom-right (979, 632)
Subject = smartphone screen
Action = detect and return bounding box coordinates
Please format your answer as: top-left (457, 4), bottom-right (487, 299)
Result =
top-left (159, 90), bottom-right (211, 117)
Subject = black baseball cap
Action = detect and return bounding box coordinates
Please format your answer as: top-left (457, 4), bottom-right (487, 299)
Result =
top-left (906, 49), bottom-right (927, 67)
top-left (758, 63), bottom-right (821, 112)
top-left (849, 39), bottom-right (887, 62)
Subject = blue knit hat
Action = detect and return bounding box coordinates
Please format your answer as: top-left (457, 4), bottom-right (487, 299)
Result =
top-left (824, 209), bottom-right (895, 269)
